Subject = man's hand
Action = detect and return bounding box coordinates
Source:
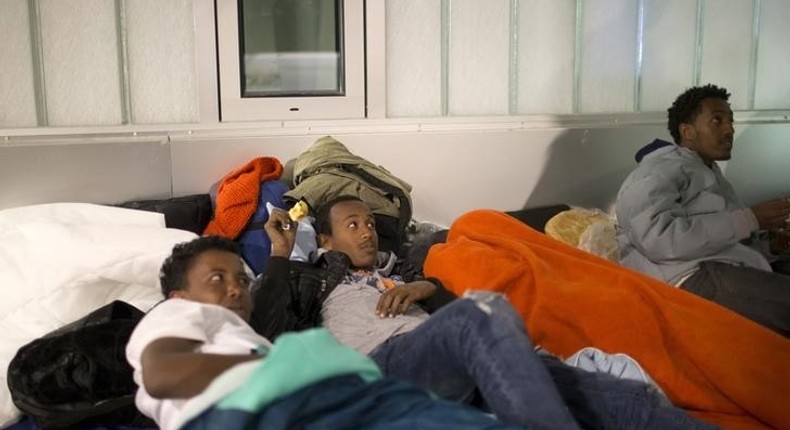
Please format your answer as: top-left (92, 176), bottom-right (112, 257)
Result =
top-left (376, 281), bottom-right (436, 318)
top-left (264, 208), bottom-right (297, 258)
top-left (751, 197), bottom-right (790, 230)
top-left (770, 228), bottom-right (790, 254)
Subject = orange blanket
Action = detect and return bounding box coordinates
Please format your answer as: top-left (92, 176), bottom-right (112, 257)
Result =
top-left (424, 210), bottom-right (790, 430)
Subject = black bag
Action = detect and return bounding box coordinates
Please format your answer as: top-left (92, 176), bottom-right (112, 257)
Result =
top-left (7, 301), bottom-right (154, 429)
top-left (115, 193), bottom-right (213, 235)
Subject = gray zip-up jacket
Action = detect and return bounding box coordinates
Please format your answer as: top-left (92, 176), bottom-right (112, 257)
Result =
top-left (614, 140), bottom-right (771, 285)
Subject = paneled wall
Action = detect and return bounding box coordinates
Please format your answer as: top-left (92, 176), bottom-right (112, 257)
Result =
top-left (385, 0), bottom-right (790, 116)
top-left (3, 121), bottom-right (787, 226)
top-left (0, 0), bottom-right (197, 127)
top-left (1, 0), bottom-right (788, 225)
top-left (3, 0), bottom-right (790, 127)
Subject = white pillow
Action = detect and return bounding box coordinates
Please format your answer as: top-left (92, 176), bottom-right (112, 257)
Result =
top-left (0, 203), bottom-right (197, 426)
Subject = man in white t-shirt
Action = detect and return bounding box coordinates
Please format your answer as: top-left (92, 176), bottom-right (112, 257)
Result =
top-left (126, 235), bottom-right (524, 430)
top-left (125, 236), bottom-right (267, 429)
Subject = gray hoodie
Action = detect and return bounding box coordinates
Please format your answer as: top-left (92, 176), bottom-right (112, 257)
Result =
top-left (614, 140), bottom-right (770, 285)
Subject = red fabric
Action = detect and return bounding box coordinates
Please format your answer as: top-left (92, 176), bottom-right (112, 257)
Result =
top-left (203, 157), bottom-right (283, 239)
top-left (425, 209), bottom-right (790, 430)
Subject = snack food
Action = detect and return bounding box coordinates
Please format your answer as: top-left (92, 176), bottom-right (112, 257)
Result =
top-left (288, 200), bottom-right (309, 222)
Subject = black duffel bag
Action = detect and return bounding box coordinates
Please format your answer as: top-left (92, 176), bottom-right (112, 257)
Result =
top-left (7, 300), bottom-right (154, 429)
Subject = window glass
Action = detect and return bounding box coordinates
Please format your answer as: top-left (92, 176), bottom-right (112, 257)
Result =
top-left (217, 0), bottom-right (363, 121)
top-left (241, 0), bottom-right (342, 97)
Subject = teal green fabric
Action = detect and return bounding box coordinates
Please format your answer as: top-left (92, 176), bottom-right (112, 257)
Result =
top-left (216, 328), bottom-right (382, 412)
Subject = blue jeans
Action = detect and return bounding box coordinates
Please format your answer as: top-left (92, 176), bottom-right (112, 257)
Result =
top-left (370, 293), bottom-right (717, 430)
top-left (370, 293), bottom-right (579, 430)
top-left (540, 354), bottom-right (717, 430)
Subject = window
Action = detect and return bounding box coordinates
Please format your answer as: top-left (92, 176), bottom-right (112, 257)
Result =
top-left (216, 0), bottom-right (365, 121)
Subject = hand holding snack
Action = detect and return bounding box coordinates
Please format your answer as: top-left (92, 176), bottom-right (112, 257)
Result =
top-left (287, 200), bottom-right (309, 226)
top-left (264, 208), bottom-right (297, 258)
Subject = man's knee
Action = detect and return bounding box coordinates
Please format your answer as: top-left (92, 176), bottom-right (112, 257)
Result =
top-left (463, 291), bottom-right (518, 314)
top-left (446, 291), bottom-right (524, 331)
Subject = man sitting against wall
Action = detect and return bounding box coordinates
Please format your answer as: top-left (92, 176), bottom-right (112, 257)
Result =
top-left (614, 83), bottom-right (790, 336)
top-left (251, 195), bottom-right (716, 430)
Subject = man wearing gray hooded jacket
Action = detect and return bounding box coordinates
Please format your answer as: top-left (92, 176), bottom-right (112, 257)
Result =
top-left (615, 84), bottom-right (790, 337)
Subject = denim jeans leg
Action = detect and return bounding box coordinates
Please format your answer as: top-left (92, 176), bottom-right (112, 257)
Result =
top-left (541, 355), bottom-right (718, 430)
top-left (370, 293), bottom-right (579, 430)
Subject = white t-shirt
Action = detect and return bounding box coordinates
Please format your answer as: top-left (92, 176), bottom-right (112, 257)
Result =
top-left (125, 299), bottom-right (271, 430)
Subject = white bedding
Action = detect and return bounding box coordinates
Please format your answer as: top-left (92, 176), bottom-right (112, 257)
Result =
top-left (0, 203), bottom-right (197, 426)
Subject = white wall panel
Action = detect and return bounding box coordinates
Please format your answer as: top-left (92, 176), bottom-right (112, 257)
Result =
top-left (517, 0), bottom-right (575, 114)
top-left (699, 0), bottom-right (753, 109)
top-left (579, 0), bottom-right (637, 113)
top-left (754, 0), bottom-right (790, 109)
top-left (40, 0), bottom-right (122, 126)
top-left (126, 0), bottom-right (198, 124)
top-left (0, 0), bottom-right (37, 127)
top-left (724, 123), bottom-right (790, 206)
top-left (641, 0), bottom-right (697, 112)
top-left (579, 0), bottom-right (638, 113)
top-left (386, 0), bottom-right (442, 117)
top-left (448, 0), bottom-right (510, 115)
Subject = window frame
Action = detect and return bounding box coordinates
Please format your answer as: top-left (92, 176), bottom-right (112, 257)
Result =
top-left (215, 0), bottom-right (366, 122)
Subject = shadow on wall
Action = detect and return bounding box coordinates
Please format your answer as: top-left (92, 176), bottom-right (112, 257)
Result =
top-left (723, 122), bottom-right (790, 206)
top-left (523, 125), bottom-right (666, 212)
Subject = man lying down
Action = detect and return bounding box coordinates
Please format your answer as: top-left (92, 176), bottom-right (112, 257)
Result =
top-left (127, 210), bottom-right (716, 429)
top-left (126, 236), bottom-right (520, 430)
top-left (253, 196), bottom-right (718, 430)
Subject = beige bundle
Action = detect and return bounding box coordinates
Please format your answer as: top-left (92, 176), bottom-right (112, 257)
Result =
top-left (545, 208), bottom-right (618, 262)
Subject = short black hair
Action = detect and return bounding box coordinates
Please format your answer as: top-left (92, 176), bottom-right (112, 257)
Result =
top-left (667, 84), bottom-right (731, 144)
top-left (314, 195), bottom-right (364, 236)
top-left (159, 235), bottom-right (241, 297)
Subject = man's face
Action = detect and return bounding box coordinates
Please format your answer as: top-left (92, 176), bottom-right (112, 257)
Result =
top-left (170, 249), bottom-right (253, 322)
top-left (320, 200), bottom-right (379, 269)
top-left (680, 97), bottom-right (735, 166)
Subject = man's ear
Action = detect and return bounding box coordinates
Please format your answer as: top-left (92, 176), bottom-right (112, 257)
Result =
top-left (319, 233), bottom-right (333, 250)
top-left (679, 122), bottom-right (696, 143)
top-left (169, 289), bottom-right (187, 299)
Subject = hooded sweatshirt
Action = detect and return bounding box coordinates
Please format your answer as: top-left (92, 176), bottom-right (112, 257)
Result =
top-left (614, 139), bottom-right (770, 285)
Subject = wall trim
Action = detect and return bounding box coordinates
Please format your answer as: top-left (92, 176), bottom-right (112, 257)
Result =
top-left (3, 110), bottom-right (789, 144)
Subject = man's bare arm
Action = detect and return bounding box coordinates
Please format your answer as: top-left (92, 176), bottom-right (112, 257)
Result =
top-left (140, 337), bottom-right (260, 399)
